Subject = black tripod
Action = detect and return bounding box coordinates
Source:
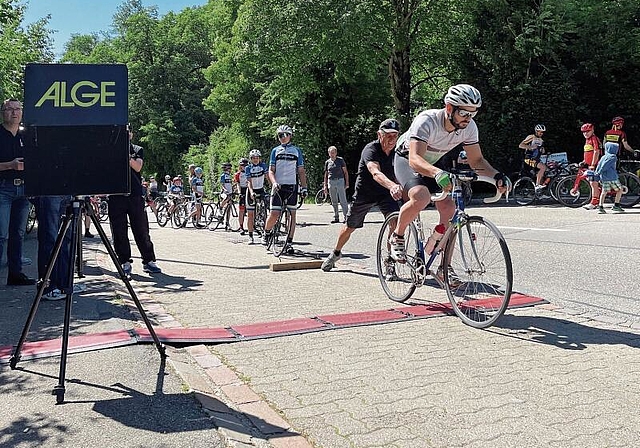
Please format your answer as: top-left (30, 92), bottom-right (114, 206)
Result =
top-left (9, 196), bottom-right (166, 404)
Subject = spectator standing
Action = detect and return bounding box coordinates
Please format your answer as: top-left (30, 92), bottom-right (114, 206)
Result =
top-left (323, 146), bottom-right (349, 223)
top-left (234, 158), bottom-right (249, 234)
top-left (0, 99), bottom-right (35, 285)
top-left (107, 129), bottom-right (161, 276)
top-left (595, 142), bottom-right (625, 214)
top-left (321, 119), bottom-right (402, 271)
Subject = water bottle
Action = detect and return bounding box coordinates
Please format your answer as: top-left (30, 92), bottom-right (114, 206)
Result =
top-left (425, 224), bottom-right (446, 255)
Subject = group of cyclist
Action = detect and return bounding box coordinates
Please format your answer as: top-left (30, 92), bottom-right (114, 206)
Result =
top-left (518, 116), bottom-right (635, 212)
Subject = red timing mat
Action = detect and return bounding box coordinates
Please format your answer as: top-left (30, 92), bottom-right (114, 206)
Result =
top-left (0, 294), bottom-right (547, 363)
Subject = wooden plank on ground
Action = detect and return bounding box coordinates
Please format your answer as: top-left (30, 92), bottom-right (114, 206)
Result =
top-left (270, 260), bottom-right (324, 271)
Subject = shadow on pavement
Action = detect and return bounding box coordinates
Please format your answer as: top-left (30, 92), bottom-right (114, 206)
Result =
top-left (492, 314), bottom-right (640, 350)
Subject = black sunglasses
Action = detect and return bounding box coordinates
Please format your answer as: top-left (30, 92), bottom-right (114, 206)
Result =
top-left (277, 132), bottom-right (291, 138)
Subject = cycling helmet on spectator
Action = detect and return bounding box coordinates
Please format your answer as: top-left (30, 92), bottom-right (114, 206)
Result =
top-left (612, 116), bottom-right (624, 126)
top-left (534, 124), bottom-right (546, 132)
top-left (221, 162), bottom-right (232, 169)
top-left (194, 167), bottom-right (203, 175)
top-left (249, 149), bottom-right (261, 158)
top-left (444, 84), bottom-right (482, 108)
top-left (173, 176), bottom-right (182, 182)
top-left (239, 157), bottom-right (249, 166)
top-left (276, 124), bottom-right (293, 136)
top-left (580, 123), bottom-right (594, 132)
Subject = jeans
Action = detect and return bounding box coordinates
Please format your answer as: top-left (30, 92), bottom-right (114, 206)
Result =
top-left (328, 178), bottom-right (349, 220)
top-left (0, 179), bottom-right (30, 276)
top-left (32, 196), bottom-right (72, 293)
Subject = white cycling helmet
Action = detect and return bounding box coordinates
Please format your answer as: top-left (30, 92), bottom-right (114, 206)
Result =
top-left (534, 124), bottom-right (546, 132)
top-left (249, 149), bottom-right (261, 158)
top-left (444, 84), bottom-right (482, 108)
top-left (276, 124), bottom-right (293, 136)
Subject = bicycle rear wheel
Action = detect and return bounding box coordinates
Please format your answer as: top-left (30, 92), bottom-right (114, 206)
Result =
top-left (442, 216), bottom-right (513, 329)
top-left (315, 189), bottom-right (326, 205)
top-left (270, 208), bottom-right (291, 257)
top-left (376, 212), bottom-right (419, 303)
top-left (619, 172), bottom-right (640, 207)
top-left (513, 177), bottom-right (536, 205)
top-left (254, 200), bottom-right (266, 235)
top-left (555, 175), bottom-right (591, 208)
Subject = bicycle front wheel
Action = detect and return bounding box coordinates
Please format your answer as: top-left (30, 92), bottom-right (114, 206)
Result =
top-left (442, 216), bottom-right (513, 329)
top-left (376, 212), bottom-right (419, 303)
top-left (156, 204), bottom-right (169, 227)
top-left (224, 203), bottom-right (240, 231)
top-left (619, 172), bottom-right (640, 207)
top-left (271, 209), bottom-right (291, 257)
top-left (555, 175), bottom-right (590, 208)
top-left (513, 177), bottom-right (536, 205)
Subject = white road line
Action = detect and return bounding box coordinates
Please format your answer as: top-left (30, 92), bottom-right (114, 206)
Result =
top-left (499, 226), bottom-right (569, 232)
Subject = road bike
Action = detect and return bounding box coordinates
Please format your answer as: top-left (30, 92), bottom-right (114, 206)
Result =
top-left (512, 159), bottom-right (573, 205)
top-left (248, 192), bottom-right (268, 236)
top-left (206, 192), bottom-right (240, 232)
top-left (376, 169), bottom-right (512, 328)
top-left (555, 164), bottom-right (640, 208)
top-left (265, 188), bottom-right (304, 257)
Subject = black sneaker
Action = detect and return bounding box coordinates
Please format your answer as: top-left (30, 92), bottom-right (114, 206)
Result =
top-left (84, 230), bottom-right (95, 238)
top-left (7, 272), bottom-right (36, 286)
top-left (284, 244), bottom-right (295, 255)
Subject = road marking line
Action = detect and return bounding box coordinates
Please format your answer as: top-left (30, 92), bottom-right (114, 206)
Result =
top-left (500, 226), bottom-right (569, 232)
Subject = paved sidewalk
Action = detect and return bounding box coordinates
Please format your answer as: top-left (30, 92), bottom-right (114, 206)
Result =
top-left (3, 206), bottom-right (640, 447)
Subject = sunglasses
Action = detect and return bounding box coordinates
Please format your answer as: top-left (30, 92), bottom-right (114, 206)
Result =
top-left (456, 108), bottom-right (477, 119)
top-left (277, 133), bottom-right (291, 138)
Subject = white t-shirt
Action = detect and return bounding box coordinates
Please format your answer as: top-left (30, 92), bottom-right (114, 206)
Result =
top-left (396, 108), bottom-right (479, 164)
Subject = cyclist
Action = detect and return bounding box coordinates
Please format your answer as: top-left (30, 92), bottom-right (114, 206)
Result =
top-left (245, 149), bottom-right (268, 245)
top-left (166, 176), bottom-right (184, 217)
top-left (389, 84), bottom-right (510, 277)
top-left (578, 123), bottom-right (603, 210)
top-left (210, 162), bottom-right (233, 228)
top-left (184, 166), bottom-right (205, 228)
top-left (234, 157), bottom-right (249, 235)
top-left (321, 119), bottom-right (403, 272)
top-left (518, 124), bottom-right (547, 192)
top-left (604, 116), bottom-right (634, 156)
top-left (262, 125), bottom-right (308, 254)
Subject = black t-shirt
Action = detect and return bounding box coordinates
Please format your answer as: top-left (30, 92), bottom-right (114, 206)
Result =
top-left (129, 144), bottom-right (144, 196)
top-left (0, 125), bottom-right (24, 180)
top-left (353, 140), bottom-right (396, 198)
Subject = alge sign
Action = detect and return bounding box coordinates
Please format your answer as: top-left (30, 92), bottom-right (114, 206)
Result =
top-left (34, 81), bottom-right (117, 108)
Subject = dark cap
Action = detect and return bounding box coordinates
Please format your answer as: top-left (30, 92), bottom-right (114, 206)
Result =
top-left (379, 118), bottom-right (400, 133)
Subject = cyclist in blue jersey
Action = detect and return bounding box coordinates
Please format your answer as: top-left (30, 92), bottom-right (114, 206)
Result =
top-left (246, 149), bottom-right (268, 244)
top-left (262, 125), bottom-right (308, 254)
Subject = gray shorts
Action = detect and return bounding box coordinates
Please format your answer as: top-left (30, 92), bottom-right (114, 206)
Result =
top-left (394, 152), bottom-right (448, 193)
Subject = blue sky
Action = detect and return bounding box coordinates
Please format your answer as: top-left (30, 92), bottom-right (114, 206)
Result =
top-left (21, 0), bottom-right (208, 58)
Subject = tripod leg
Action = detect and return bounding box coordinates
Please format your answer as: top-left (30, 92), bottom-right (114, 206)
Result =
top-left (53, 199), bottom-right (83, 404)
top-left (76, 211), bottom-right (84, 278)
top-left (10, 210), bottom-right (75, 370)
top-left (88, 210), bottom-right (166, 359)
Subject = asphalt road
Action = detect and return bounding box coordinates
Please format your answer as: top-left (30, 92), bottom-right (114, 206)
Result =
top-left (295, 200), bottom-right (640, 325)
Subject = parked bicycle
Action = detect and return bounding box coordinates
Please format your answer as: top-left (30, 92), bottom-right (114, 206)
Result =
top-left (206, 192), bottom-right (240, 232)
top-left (376, 169), bottom-right (512, 328)
top-left (555, 164), bottom-right (640, 208)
